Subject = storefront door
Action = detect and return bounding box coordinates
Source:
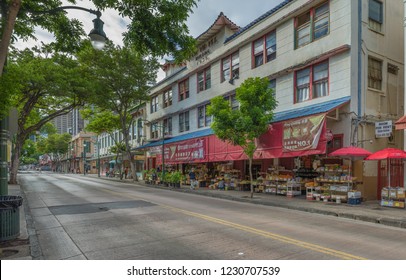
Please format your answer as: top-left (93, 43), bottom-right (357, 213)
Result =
top-left (377, 159), bottom-right (404, 199)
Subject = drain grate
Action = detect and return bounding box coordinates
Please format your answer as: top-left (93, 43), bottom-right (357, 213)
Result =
top-left (0, 249), bottom-right (19, 258)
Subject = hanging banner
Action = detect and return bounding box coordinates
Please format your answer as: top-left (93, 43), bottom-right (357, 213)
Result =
top-left (283, 114), bottom-right (325, 152)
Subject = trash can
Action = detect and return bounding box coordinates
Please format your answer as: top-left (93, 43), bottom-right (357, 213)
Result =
top-left (0, 195), bottom-right (23, 241)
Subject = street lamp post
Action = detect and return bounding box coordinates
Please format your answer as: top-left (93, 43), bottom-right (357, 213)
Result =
top-left (31, 6), bottom-right (108, 50)
top-left (83, 143), bottom-right (87, 176)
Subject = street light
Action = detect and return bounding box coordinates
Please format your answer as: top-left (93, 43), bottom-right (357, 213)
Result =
top-left (31, 6), bottom-right (108, 50)
top-left (83, 142), bottom-right (87, 176)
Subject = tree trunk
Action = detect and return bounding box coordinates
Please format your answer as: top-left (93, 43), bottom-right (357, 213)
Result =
top-left (0, 0), bottom-right (21, 75)
top-left (249, 156), bottom-right (254, 199)
top-left (9, 138), bottom-right (22, 184)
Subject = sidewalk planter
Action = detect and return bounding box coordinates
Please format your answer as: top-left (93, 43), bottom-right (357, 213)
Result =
top-left (0, 195), bottom-right (23, 241)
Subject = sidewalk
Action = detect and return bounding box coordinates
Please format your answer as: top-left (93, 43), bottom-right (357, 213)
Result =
top-left (1, 173), bottom-right (405, 260)
top-left (90, 173), bottom-right (406, 229)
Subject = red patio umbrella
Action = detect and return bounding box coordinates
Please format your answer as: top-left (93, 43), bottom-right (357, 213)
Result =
top-left (365, 148), bottom-right (406, 187)
top-left (328, 146), bottom-right (372, 188)
top-left (329, 146), bottom-right (372, 158)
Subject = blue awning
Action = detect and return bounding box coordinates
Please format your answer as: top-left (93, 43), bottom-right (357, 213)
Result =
top-left (137, 96), bottom-right (351, 149)
top-left (273, 96), bottom-right (350, 123)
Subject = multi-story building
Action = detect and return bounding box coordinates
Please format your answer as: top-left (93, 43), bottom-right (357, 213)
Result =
top-left (52, 112), bottom-right (73, 135)
top-left (141, 0), bottom-right (404, 200)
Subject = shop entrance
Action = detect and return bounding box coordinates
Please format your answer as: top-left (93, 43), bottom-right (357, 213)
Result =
top-left (377, 159), bottom-right (404, 199)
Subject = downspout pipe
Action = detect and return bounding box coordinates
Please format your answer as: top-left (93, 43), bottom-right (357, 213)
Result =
top-left (358, 0), bottom-right (362, 118)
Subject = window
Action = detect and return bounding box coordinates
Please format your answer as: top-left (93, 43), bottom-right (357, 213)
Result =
top-left (369, 0), bottom-right (383, 32)
top-left (313, 62), bottom-right (329, 98)
top-left (222, 52), bottom-right (239, 82)
top-left (295, 60), bottom-right (329, 103)
top-left (197, 67), bottom-right (211, 92)
top-left (368, 57), bottom-right (382, 90)
top-left (163, 118), bottom-right (172, 136)
top-left (327, 134), bottom-right (343, 154)
top-left (151, 122), bottom-right (159, 139)
top-left (179, 111), bottom-right (190, 133)
top-left (224, 94), bottom-right (239, 110)
top-left (163, 89), bottom-right (172, 108)
top-left (295, 2), bottom-right (329, 48)
top-left (253, 31), bottom-right (276, 68)
top-left (178, 79), bottom-right (189, 101)
top-left (269, 79), bottom-right (276, 97)
top-left (198, 104), bottom-right (212, 128)
top-left (151, 96), bottom-right (159, 113)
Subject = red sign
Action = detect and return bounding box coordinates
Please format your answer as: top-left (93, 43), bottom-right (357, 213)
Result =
top-left (155, 138), bottom-right (206, 164)
top-left (283, 114), bottom-right (325, 152)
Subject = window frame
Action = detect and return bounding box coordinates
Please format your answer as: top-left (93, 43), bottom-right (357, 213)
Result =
top-left (150, 122), bottom-right (159, 139)
top-left (163, 89), bottom-right (173, 108)
top-left (150, 95), bottom-right (159, 113)
top-left (163, 117), bottom-right (172, 136)
top-left (369, 0), bottom-right (383, 33)
top-left (294, 60), bottom-right (329, 103)
top-left (179, 111), bottom-right (190, 133)
top-left (178, 78), bottom-right (190, 101)
top-left (197, 104), bottom-right (212, 128)
top-left (252, 31), bottom-right (276, 68)
top-left (221, 51), bottom-right (239, 82)
top-left (368, 56), bottom-right (383, 91)
top-left (197, 67), bottom-right (211, 93)
top-left (295, 1), bottom-right (330, 49)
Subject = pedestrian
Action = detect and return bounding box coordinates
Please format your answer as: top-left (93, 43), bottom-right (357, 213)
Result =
top-left (189, 168), bottom-right (197, 190)
top-left (124, 167), bottom-right (129, 179)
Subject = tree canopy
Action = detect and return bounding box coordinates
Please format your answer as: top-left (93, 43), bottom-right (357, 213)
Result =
top-left (78, 42), bottom-right (158, 181)
top-left (207, 77), bottom-right (278, 197)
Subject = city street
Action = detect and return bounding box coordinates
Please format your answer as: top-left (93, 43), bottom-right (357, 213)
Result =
top-left (15, 172), bottom-right (406, 260)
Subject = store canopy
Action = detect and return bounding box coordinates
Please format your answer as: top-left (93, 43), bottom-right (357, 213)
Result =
top-left (395, 115), bottom-right (406, 130)
top-left (109, 160), bottom-right (122, 164)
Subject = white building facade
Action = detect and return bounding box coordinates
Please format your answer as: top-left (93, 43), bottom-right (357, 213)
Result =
top-left (142, 0), bottom-right (404, 200)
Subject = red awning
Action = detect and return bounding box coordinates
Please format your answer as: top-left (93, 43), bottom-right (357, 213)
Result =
top-left (154, 114), bottom-right (328, 164)
top-left (395, 115), bottom-right (406, 130)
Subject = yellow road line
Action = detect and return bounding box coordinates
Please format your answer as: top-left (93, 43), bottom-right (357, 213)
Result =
top-left (99, 186), bottom-right (367, 260)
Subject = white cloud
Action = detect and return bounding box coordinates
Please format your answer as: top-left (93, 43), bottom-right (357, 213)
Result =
top-left (14, 0), bottom-right (285, 81)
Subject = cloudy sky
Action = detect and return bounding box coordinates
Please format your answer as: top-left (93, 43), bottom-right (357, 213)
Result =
top-left (15, 0), bottom-right (285, 80)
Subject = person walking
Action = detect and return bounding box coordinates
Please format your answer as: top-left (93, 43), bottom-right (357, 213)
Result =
top-left (189, 168), bottom-right (197, 190)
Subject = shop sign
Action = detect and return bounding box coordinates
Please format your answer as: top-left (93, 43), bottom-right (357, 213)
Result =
top-left (375, 120), bottom-right (393, 138)
top-left (283, 114), bottom-right (325, 152)
top-left (167, 138), bottom-right (206, 162)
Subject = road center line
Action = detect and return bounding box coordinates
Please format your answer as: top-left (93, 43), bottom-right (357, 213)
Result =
top-left (99, 184), bottom-right (367, 260)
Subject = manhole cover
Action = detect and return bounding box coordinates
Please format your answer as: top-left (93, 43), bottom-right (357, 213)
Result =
top-left (0, 249), bottom-right (19, 258)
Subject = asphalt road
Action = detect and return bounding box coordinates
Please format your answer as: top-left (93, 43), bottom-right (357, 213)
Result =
top-left (19, 172), bottom-right (406, 260)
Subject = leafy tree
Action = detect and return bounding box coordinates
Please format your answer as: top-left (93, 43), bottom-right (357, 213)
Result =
top-left (207, 77), bottom-right (278, 198)
top-left (109, 142), bottom-right (126, 179)
top-left (0, 48), bottom-right (95, 184)
top-left (1, 0), bottom-right (198, 75)
top-left (37, 133), bottom-right (72, 172)
top-left (20, 139), bottom-right (39, 165)
top-left (78, 42), bottom-right (158, 181)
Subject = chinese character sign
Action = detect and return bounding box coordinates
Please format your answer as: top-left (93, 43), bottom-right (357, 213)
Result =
top-left (283, 114), bottom-right (325, 152)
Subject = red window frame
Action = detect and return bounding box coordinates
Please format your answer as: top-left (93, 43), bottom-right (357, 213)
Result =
top-left (197, 67), bottom-right (211, 93)
top-left (163, 89), bottom-right (173, 108)
top-left (294, 60), bottom-right (329, 103)
top-left (221, 51), bottom-right (239, 82)
top-left (252, 31), bottom-right (276, 68)
top-left (178, 78), bottom-right (189, 101)
top-left (327, 134), bottom-right (343, 154)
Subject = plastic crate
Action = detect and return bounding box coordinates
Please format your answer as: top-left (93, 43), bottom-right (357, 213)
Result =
top-left (347, 197), bottom-right (361, 205)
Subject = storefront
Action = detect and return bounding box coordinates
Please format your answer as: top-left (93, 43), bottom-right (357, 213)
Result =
top-left (139, 97), bottom-right (353, 196)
